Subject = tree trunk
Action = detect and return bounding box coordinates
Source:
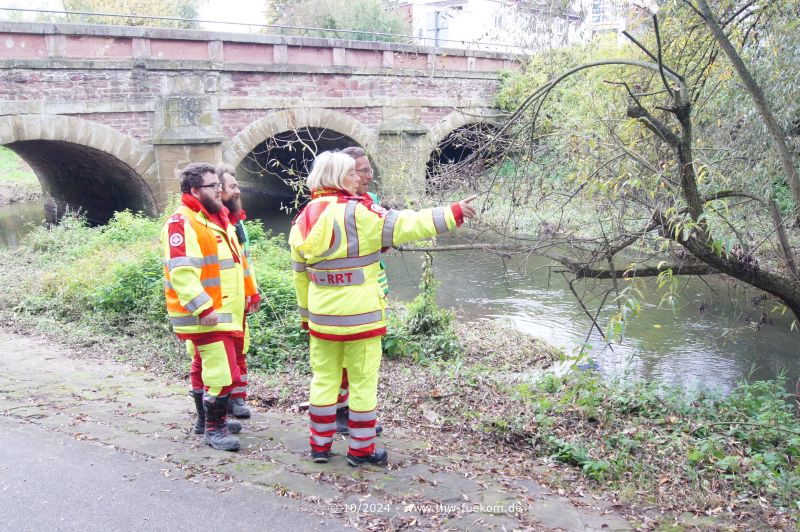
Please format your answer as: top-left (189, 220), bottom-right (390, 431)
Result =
top-left (695, 0), bottom-right (800, 217)
top-left (677, 228), bottom-right (800, 321)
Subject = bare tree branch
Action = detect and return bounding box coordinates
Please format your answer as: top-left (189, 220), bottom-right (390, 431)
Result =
top-left (694, 0), bottom-right (800, 217)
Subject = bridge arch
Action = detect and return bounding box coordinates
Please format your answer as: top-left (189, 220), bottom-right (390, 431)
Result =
top-left (223, 109), bottom-right (377, 216)
top-left (226, 109), bottom-right (376, 163)
top-left (421, 109), bottom-right (501, 194)
top-left (0, 115), bottom-right (158, 223)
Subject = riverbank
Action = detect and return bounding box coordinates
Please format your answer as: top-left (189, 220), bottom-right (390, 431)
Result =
top-left (0, 211), bottom-right (797, 529)
top-left (0, 180), bottom-right (42, 204)
top-left (0, 147), bottom-right (42, 204)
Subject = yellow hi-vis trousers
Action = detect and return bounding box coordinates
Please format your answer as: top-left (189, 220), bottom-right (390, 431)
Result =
top-left (184, 334), bottom-right (240, 398)
top-left (309, 336), bottom-right (382, 411)
top-left (309, 336), bottom-right (382, 453)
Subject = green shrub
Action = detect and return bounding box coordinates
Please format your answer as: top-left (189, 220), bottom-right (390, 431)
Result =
top-left (246, 229), bottom-right (309, 371)
top-left (492, 366), bottom-right (800, 510)
top-left (384, 254), bottom-right (460, 362)
top-left (247, 312), bottom-right (308, 373)
top-left (88, 248), bottom-right (165, 322)
top-left (24, 211), bottom-right (95, 257)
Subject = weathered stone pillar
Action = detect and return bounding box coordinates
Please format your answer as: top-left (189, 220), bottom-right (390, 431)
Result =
top-left (152, 78), bottom-right (226, 202)
top-left (374, 118), bottom-right (429, 203)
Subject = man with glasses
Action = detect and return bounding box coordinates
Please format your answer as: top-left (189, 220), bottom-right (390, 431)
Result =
top-left (336, 147), bottom-right (387, 436)
top-left (161, 162), bottom-right (258, 452)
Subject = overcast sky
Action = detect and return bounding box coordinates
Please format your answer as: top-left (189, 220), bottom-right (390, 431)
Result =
top-left (0, 0), bottom-right (270, 32)
top-left (197, 0), bottom-right (267, 31)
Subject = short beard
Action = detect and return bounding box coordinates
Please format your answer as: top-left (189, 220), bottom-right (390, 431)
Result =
top-left (223, 197), bottom-right (242, 213)
top-left (200, 195), bottom-right (222, 214)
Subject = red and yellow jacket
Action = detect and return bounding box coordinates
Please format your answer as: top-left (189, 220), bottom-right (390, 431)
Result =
top-left (162, 194), bottom-right (258, 338)
top-left (289, 188), bottom-right (464, 341)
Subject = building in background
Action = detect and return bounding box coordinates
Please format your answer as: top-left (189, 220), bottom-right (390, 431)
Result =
top-left (579, 0), bottom-right (655, 44)
top-left (398, 0), bottom-right (636, 52)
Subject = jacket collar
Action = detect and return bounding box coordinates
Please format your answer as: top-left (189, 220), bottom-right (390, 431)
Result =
top-left (229, 209), bottom-right (247, 225)
top-left (311, 187), bottom-right (353, 199)
top-left (182, 193), bottom-right (229, 229)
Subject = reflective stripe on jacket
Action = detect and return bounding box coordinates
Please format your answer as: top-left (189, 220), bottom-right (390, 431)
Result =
top-left (289, 190), bottom-right (464, 341)
top-left (162, 205), bottom-right (249, 335)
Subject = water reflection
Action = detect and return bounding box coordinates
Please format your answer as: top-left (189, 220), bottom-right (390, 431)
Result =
top-left (0, 201), bottom-right (46, 247)
top-left (380, 233), bottom-right (799, 394)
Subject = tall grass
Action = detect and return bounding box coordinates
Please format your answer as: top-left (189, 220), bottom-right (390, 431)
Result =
top-left (3, 209), bottom-right (309, 372)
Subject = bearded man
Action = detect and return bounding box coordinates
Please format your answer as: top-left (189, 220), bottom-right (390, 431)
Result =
top-left (161, 162), bottom-right (258, 452)
top-left (216, 163), bottom-right (259, 418)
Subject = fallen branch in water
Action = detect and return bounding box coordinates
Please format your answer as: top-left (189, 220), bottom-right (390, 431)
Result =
top-left (554, 257), bottom-right (719, 279)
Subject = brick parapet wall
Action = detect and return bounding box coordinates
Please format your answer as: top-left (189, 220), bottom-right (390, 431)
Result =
top-left (1, 65), bottom-right (500, 145)
top-left (63, 112), bottom-right (152, 143)
top-left (0, 22), bottom-right (522, 67)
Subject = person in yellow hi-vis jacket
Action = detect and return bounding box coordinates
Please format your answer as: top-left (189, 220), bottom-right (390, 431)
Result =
top-left (289, 151), bottom-right (477, 467)
top-left (333, 146), bottom-right (387, 437)
top-left (162, 162), bottom-right (259, 452)
top-left (186, 164), bottom-right (260, 425)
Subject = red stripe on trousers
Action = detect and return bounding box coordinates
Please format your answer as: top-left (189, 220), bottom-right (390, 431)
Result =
top-left (337, 368), bottom-right (349, 403)
top-left (309, 404), bottom-right (338, 452)
top-left (348, 417), bottom-right (376, 457)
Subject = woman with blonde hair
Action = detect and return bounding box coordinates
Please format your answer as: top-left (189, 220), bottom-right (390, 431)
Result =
top-left (289, 150), bottom-right (476, 466)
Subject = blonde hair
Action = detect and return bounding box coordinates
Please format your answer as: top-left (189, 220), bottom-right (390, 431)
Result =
top-left (306, 151), bottom-right (355, 191)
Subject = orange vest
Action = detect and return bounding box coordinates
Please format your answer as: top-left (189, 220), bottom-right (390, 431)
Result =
top-left (162, 205), bottom-right (251, 335)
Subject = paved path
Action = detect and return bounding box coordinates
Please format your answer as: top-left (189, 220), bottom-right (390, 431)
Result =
top-left (0, 332), bottom-right (633, 530)
top-left (0, 417), bottom-right (342, 531)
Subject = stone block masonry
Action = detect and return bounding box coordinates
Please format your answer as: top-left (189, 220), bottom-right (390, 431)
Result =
top-left (0, 21), bottom-right (522, 216)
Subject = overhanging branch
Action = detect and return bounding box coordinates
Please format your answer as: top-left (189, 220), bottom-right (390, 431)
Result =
top-left (555, 257), bottom-right (718, 279)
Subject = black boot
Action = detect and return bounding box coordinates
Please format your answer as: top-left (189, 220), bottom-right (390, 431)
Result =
top-left (311, 450), bottom-right (330, 463)
top-left (335, 407), bottom-right (349, 434)
top-left (228, 397), bottom-right (251, 419)
top-left (346, 447), bottom-right (388, 467)
top-left (191, 391), bottom-right (240, 435)
top-left (203, 395), bottom-right (240, 452)
top-left (337, 407), bottom-right (383, 436)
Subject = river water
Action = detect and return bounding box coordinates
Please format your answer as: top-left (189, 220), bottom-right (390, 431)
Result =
top-left (246, 201), bottom-right (799, 393)
top-left (0, 200), bottom-right (46, 248)
top-left (380, 234), bottom-right (799, 394)
top-left (3, 199), bottom-right (798, 393)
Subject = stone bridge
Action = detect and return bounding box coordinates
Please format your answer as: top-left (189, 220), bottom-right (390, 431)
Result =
top-left (0, 22), bottom-right (519, 222)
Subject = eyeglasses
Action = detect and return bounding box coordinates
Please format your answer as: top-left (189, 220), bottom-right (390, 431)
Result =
top-left (196, 183), bottom-right (223, 190)
top-left (356, 168), bottom-right (374, 176)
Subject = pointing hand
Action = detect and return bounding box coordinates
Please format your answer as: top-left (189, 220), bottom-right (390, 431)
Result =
top-left (459, 194), bottom-right (479, 219)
